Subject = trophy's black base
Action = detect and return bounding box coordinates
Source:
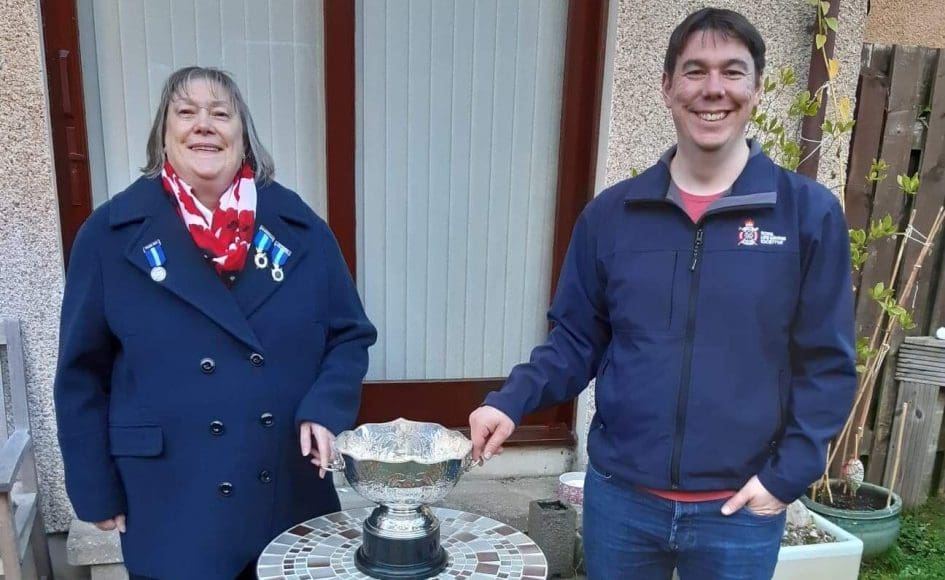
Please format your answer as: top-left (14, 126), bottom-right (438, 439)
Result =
top-left (354, 523), bottom-right (448, 580)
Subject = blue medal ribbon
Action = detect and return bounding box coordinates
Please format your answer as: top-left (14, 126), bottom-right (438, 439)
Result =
top-left (270, 241), bottom-right (291, 282)
top-left (253, 226), bottom-right (275, 269)
top-left (143, 240), bottom-right (166, 267)
top-left (143, 240), bottom-right (168, 282)
top-left (253, 226), bottom-right (275, 253)
top-left (271, 242), bottom-right (291, 268)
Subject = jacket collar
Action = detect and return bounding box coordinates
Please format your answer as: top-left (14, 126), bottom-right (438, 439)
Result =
top-left (624, 139), bottom-right (778, 210)
top-left (110, 176), bottom-right (311, 351)
top-left (109, 175), bottom-right (313, 229)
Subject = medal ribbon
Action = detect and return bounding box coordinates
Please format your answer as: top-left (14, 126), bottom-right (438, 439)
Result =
top-left (143, 240), bottom-right (167, 268)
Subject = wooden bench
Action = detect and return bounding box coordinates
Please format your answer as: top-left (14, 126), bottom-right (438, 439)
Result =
top-left (0, 319), bottom-right (52, 579)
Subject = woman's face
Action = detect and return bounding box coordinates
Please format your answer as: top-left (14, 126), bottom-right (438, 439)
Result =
top-left (164, 79), bottom-right (245, 195)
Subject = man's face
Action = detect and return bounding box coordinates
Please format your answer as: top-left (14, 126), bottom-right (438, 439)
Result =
top-left (661, 31), bottom-right (761, 154)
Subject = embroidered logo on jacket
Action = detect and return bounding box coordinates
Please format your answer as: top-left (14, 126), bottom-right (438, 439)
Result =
top-left (738, 219), bottom-right (759, 246)
top-left (738, 219), bottom-right (787, 246)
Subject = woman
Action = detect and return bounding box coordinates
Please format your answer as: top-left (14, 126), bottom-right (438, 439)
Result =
top-left (54, 67), bottom-right (376, 579)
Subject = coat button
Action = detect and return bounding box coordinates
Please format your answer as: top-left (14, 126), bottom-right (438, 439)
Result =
top-left (260, 413), bottom-right (274, 427)
top-left (249, 352), bottom-right (265, 366)
top-left (199, 357), bottom-right (216, 374)
top-left (209, 421), bottom-right (225, 436)
top-left (258, 470), bottom-right (273, 484)
top-left (218, 482), bottom-right (233, 496)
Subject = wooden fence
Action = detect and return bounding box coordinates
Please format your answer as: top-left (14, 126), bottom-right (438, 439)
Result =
top-left (843, 43), bottom-right (945, 504)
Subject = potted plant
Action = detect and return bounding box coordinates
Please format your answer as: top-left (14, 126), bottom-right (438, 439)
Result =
top-left (800, 482), bottom-right (901, 558)
top-left (801, 198), bottom-right (940, 556)
top-left (749, 0), bottom-right (945, 565)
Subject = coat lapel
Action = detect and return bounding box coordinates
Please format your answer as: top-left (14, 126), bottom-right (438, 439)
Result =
top-left (117, 178), bottom-right (264, 352)
top-left (230, 183), bottom-right (309, 318)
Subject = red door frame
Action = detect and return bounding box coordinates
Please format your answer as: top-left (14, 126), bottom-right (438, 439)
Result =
top-left (324, 0), bottom-right (610, 444)
top-left (41, 0), bottom-right (93, 267)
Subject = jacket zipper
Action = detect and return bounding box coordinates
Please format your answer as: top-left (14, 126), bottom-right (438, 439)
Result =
top-left (671, 226), bottom-right (704, 488)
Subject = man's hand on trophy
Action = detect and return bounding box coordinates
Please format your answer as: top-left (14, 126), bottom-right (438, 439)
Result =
top-left (469, 406), bottom-right (515, 462)
top-left (301, 421), bottom-right (335, 479)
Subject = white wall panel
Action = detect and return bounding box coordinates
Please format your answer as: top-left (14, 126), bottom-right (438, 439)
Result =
top-left (170, 0), bottom-right (197, 71)
top-left (357, 0), bottom-right (568, 380)
top-left (425, 0), bottom-right (455, 377)
top-left (90, 0), bottom-right (130, 193)
top-left (444, 0), bottom-right (475, 379)
top-left (80, 0), bottom-right (327, 217)
top-left (523, 0), bottom-right (567, 370)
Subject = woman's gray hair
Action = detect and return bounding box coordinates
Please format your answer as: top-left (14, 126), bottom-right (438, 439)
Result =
top-left (142, 66), bottom-right (275, 185)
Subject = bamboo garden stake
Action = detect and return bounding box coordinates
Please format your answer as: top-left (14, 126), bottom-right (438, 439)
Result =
top-left (886, 401), bottom-right (908, 509)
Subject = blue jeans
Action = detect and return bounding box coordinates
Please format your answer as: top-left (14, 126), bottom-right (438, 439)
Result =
top-left (583, 463), bottom-right (785, 580)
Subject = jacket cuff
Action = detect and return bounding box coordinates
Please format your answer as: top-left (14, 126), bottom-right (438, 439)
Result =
top-left (757, 467), bottom-right (804, 504)
top-left (66, 462), bottom-right (127, 522)
top-left (60, 431), bottom-right (128, 522)
top-left (295, 406), bottom-right (347, 437)
top-left (482, 392), bottom-right (525, 426)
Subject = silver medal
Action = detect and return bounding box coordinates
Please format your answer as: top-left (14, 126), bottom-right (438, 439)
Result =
top-left (271, 265), bottom-right (284, 282)
top-left (150, 266), bottom-right (167, 282)
top-left (254, 251), bottom-right (269, 269)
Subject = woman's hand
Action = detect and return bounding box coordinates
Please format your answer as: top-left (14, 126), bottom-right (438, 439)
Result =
top-left (95, 514), bottom-right (126, 533)
top-left (300, 422), bottom-right (335, 479)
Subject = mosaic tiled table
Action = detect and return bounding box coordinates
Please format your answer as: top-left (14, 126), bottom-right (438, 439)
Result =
top-left (257, 506), bottom-right (547, 579)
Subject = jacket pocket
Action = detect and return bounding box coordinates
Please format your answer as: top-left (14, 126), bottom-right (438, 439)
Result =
top-left (776, 369), bottom-right (790, 434)
top-left (607, 250), bottom-right (678, 332)
top-left (768, 370), bottom-right (790, 456)
top-left (109, 425), bottom-right (163, 457)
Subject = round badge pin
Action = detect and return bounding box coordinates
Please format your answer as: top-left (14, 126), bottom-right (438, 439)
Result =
top-left (150, 266), bottom-right (167, 283)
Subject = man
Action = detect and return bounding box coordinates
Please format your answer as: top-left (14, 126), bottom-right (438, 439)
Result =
top-left (469, 8), bottom-right (856, 579)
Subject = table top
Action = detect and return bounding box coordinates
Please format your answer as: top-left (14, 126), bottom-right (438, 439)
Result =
top-left (257, 506), bottom-right (548, 579)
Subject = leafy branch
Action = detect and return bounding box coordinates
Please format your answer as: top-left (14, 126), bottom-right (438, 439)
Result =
top-left (750, 1), bottom-right (943, 502)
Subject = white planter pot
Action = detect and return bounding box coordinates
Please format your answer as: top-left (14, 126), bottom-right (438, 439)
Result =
top-left (665, 513), bottom-right (863, 580)
top-left (773, 512), bottom-right (864, 580)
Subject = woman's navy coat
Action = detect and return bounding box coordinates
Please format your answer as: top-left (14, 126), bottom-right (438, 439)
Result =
top-left (54, 176), bottom-right (377, 579)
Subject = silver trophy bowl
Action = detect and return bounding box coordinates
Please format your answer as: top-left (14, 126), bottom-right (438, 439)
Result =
top-left (327, 418), bottom-right (477, 579)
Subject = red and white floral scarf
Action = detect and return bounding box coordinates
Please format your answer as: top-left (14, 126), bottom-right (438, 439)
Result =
top-left (161, 161), bottom-right (257, 276)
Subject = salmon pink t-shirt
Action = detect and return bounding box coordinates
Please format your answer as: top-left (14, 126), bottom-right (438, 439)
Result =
top-left (679, 187), bottom-right (725, 223)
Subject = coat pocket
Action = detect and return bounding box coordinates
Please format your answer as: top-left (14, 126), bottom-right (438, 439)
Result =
top-left (109, 425), bottom-right (163, 457)
top-left (607, 250), bottom-right (678, 332)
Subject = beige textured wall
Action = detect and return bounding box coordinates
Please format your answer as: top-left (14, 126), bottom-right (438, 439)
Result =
top-left (606, 0), bottom-right (867, 187)
top-left (0, 0), bottom-right (71, 531)
top-left (866, 0), bottom-right (945, 49)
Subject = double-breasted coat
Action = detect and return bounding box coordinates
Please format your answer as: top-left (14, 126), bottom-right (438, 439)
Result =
top-left (54, 176), bottom-right (377, 579)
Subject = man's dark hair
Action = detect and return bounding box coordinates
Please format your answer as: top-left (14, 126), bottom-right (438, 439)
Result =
top-left (663, 8), bottom-right (766, 81)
